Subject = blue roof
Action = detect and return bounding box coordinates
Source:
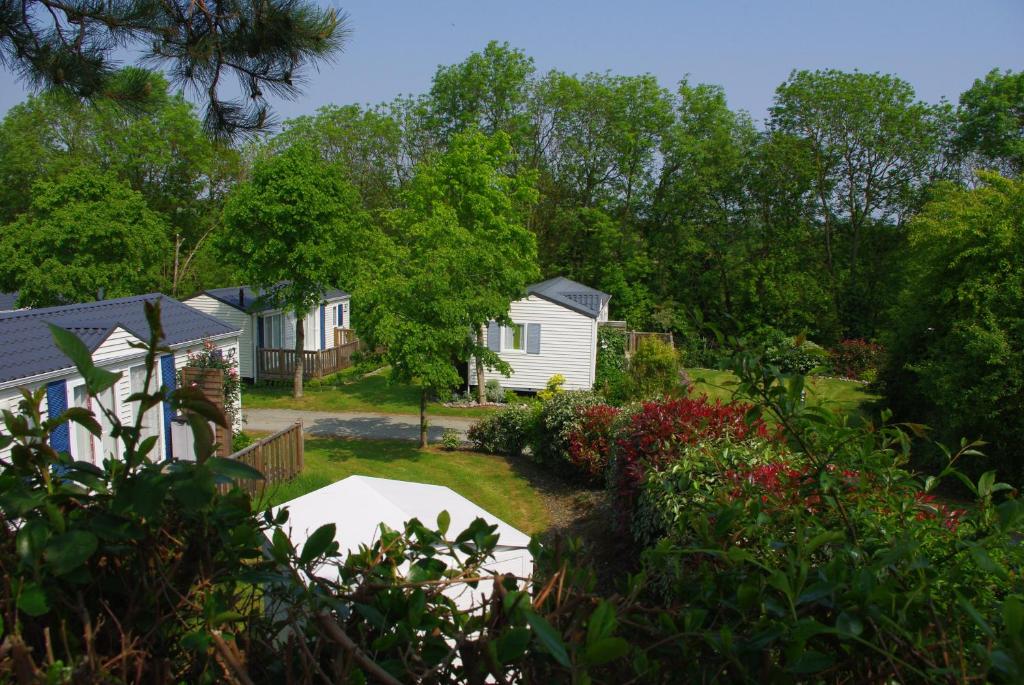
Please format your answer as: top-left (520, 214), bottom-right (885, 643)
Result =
top-left (0, 293), bottom-right (240, 386)
top-left (202, 283), bottom-right (349, 313)
top-left (527, 277), bottom-right (610, 319)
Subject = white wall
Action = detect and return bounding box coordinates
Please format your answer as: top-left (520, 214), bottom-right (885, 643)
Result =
top-left (472, 296), bottom-right (598, 392)
top-left (184, 295), bottom-right (255, 379)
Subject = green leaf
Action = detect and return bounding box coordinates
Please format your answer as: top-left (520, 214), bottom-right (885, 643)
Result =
top-left (207, 457), bottom-right (265, 481)
top-left (586, 600), bottom-right (617, 646)
top-left (44, 530), bottom-right (98, 575)
top-left (47, 324), bottom-right (93, 373)
top-left (584, 637), bottom-right (629, 666)
top-left (494, 627), bottom-right (531, 664)
top-left (436, 509), bottom-right (451, 536)
top-left (525, 610), bottom-right (570, 668)
top-left (835, 611), bottom-right (863, 637)
top-left (299, 523), bottom-right (337, 563)
top-left (16, 582), bottom-right (49, 616)
top-left (788, 649), bottom-right (834, 674)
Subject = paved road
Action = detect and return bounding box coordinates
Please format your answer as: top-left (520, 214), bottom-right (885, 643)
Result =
top-left (243, 408), bottom-right (478, 443)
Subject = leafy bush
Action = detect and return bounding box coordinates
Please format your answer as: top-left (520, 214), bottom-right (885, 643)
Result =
top-left (830, 338), bottom-right (885, 381)
top-left (625, 336), bottom-right (681, 400)
top-left (537, 373), bottom-right (566, 402)
top-left (232, 430), bottom-right (256, 450)
top-left (595, 327), bottom-right (628, 401)
top-left (532, 390), bottom-right (604, 469)
top-left (566, 404), bottom-right (622, 484)
top-left (756, 327), bottom-right (829, 374)
top-left (467, 402), bottom-right (539, 456)
top-left (485, 378), bottom-right (505, 403)
top-left (611, 396), bottom-right (772, 526)
top-left (441, 427), bottom-right (461, 451)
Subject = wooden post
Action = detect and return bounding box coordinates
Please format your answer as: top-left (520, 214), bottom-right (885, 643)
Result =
top-left (295, 421), bottom-right (304, 473)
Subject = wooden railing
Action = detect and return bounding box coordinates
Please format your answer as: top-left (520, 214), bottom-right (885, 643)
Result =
top-left (258, 340), bottom-right (361, 381)
top-left (333, 327), bottom-right (356, 346)
top-left (220, 421), bottom-right (304, 496)
top-left (627, 331), bottom-right (675, 354)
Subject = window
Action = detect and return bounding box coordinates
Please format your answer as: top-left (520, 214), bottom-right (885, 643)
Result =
top-left (72, 384), bottom-right (94, 464)
top-left (96, 384), bottom-right (118, 461)
top-left (130, 364), bottom-right (161, 459)
top-left (264, 313), bottom-right (284, 348)
top-left (503, 324), bottom-right (525, 351)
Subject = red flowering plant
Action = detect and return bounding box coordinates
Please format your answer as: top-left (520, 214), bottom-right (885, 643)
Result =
top-left (625, 329), bottom-right (1024, 680)
top-left (567, 404), bottom-right (622, 484)
top-left (829, 338), bottom-right (885, 381)
top-left (611, 395), bottom-right (776, 526)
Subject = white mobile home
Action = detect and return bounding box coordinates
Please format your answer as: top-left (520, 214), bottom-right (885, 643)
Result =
top-left (184, 284), bottom-right (351, 381)
top-left (0, 294), bottom-right (241, 463)
top-left (471, 276), bottom-right (611, 392)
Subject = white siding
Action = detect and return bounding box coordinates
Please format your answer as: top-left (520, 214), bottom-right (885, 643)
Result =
top-left (92, 327), bottom-right (145, 363)
top-left (0, 384), bottom-right (47, 460)
top-left (323, 298), bottom-right (351, 349)
top-left (184, 295), bottom-right (255, 379)
top-left (472, 296), bottom-right (598, 392)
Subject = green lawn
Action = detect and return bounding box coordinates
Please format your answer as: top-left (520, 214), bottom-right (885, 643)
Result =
top-left (258, 438), bottom-right (549, 535)
top-left (686, 367), bottom-right (882, 417)
top-left (245, 369), bottom-right (497, 419)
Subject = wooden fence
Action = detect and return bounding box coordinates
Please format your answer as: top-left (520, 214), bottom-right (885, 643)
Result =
top-left (626, 331), bottom-right (675, 355)
top-left (333, 327), bottom-right (356, 346)
top-left (257, 340), bottom-right (361, 381)
top-left (220, 421), bottom-right (304, 496)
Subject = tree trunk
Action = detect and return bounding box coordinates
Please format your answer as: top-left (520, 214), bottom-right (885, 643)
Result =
top-left (419, 388), bottom-right (428, 448)
top-left (293, 314), bottom-right (305, 399)
top-left (476, 327), bottom-right (486, 404)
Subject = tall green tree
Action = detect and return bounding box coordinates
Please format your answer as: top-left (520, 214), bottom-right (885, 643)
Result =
top-left (426, 41), bottom-right (537, 153)
top-left (0, 70), bottom-right (242, 294)
top-left (769, 69), bottom-right (949, 336)
top-left (0, 0), bottom-right (346, 136)
top-left (359, 130), bottom-right (538, 440)
top-left (0, 168), bottom-right (168, 306)
top-left (220, 144), bottom-right (370, 398)
top-left (955, 69), bottom-right (1024, 177)
top-left (883, 173), bottom-right (1024, 480)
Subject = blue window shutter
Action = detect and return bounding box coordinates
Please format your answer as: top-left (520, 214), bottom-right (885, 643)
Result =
top-left (527, 324), bottom-right (542, 355)
top-left (320, 304), bottom-right (326, 349)
top-left (486, 322), bottom-right (500, 351)
top-left (257, 316), bottom-right (265, 348)
top-left (160, 354), bottom-right (176, 460)
top-left (47, 380), bottom-right (70, 453)
top-left (338, 303), bottom-right (344, 328)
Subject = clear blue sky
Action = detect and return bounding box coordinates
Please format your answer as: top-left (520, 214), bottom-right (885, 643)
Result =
top-left (1, 0), bottom-right (1021, 126)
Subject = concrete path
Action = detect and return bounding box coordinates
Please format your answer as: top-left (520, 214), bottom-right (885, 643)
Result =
top-left (243, 408), bottom-right (478, 443)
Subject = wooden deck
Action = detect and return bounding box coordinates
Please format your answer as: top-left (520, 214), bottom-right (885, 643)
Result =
top-left (258, 339), bottom-right (361, 381)
top-left (220, 421), bottom-right (304, 497)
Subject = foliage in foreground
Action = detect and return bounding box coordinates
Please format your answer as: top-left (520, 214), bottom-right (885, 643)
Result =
top-left (3, 308), bottom-right (1024, 683)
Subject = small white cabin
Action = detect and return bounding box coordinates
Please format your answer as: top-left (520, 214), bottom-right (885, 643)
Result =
top-left (0, 294), bottom-right (242, 463)
top-left (184, 284), bottom-right (351, 381)
top-left (471, 276), bottom-right (611, 392)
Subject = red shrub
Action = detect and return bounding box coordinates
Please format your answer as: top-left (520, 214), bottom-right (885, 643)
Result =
top-left (567, 405), bottom-right (621, 483)
top-left (829, 339), bottom-right (884, 380)
top-left (614, 396), bottom-right (774, 519)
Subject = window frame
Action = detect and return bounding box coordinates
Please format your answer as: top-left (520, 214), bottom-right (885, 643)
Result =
top-left (502, 323), bottom-right (527, 353)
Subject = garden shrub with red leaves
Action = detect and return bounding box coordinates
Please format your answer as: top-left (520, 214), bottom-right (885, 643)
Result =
top-left (829, 338), bottom-right (885, 381)
top-left (567, 404), bottom-right (622, 484)
top-left (611, 395), bottom-right (776, 525)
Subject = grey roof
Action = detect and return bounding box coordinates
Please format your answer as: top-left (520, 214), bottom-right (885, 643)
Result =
top-left (0, 293), bottom-right (239, 386)
top-left (202, 283), bottom-right (349, 313)
top-left (527, 276), bottom-right (611, 319)
top-left (0, 292), bottom-right (21, 312)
